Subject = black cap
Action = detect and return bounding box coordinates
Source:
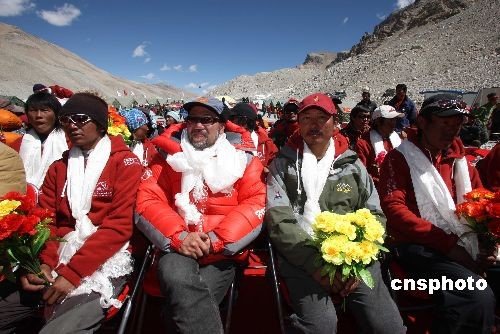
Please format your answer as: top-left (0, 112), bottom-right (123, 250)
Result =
top-left (231, 102), bottom-right (257, 121)
top-left (420, 93), bottom-right (468, 117)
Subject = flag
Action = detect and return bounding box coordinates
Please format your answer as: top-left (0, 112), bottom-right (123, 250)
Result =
top-left (124, 89), bottom-right (128, 96)
top-left (116, 90), bottom-right (122, 97)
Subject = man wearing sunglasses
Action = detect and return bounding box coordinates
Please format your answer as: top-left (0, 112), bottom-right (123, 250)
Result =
top-left (341, 105), bottom-right (371, 149)
top-left (135, 96), bottom-right (265, 333)
top-left (230, 102), bottom-right (278, 170)
top-left (269, 98), bottom-right (300, 149)
top-left (0, 93), bottom-right (143, 333)
top-left (379, 93), bottom-right (496, 333)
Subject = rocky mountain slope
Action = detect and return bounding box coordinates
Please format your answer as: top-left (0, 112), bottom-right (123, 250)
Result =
top-left (0, 23), bottom-right (194, 102)
top-left (211, 0), bottom-right (499, 107)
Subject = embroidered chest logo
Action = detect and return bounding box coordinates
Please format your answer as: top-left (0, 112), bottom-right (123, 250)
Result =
top-left (274, 191), bottom-right (282, 200)
top-left (336, 183), bottom-right (352, 193)
top-left (94, 181), bottom-right (112, 197)
top-left (123, 157), bottom-right (140, 166)
top-left (255, 208), bottom-right (265, 220)
top-left (141, 168), bottom-right (153, 181)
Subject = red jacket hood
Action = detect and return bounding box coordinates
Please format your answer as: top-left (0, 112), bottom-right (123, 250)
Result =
top-left (152, 121), bottom-right (255, 155)
top-left (284, 128), bottom-right (349, 158)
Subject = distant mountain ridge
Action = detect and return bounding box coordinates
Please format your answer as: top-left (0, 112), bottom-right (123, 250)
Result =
top-left (211, 0), bottom-right (499, 107)
top-left (0, 23), bottom-right (195, 102)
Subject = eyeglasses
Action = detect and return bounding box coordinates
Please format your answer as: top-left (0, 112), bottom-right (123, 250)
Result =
top-left (356, 115), bottom-right (371, 120)
top-left (185, 115), bottom-right (219, 125)
top-left (230, 115), bottom-right (250, 124)
top-left (59, 114), bottom-right (93, 127)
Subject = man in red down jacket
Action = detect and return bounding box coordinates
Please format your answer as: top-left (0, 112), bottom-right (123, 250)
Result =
top-left (135, 96), bottom-right (266, 334)
top-left (378, 94), bottom-right (496, 333)
top-left (0, 93), bottom-right (142, 333)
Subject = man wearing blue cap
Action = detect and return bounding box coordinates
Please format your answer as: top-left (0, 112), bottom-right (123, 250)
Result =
top-left (135, 97), bottom-right (266, 333)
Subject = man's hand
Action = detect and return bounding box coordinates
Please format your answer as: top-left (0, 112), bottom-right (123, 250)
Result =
top-left (178, 232), bottom-right (211, 259)
top-left (446, 244), bottom-right (478, 273)
top-left (20, 264), bottom-right (54, 292)
top-left (477, 244), bottom-right (498, 273)
top-left (43, 276), bottom-right (75, 305)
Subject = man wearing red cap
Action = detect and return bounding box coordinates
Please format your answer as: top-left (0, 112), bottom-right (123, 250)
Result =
top-left (266, 93), bottom-right (404, 333)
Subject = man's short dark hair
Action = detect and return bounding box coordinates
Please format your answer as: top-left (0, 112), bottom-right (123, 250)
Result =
top-left (350, 105), bottom-right (371, 120)
top-left (487, 92), bottom-right (497, 99)
top-left (362, 91), bottom-right (370, 97)
top-left (396, 84), bottom-right (407, 92)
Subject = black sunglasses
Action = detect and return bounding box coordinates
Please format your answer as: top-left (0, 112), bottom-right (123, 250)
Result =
top-left (185, 115), bottom-right (220, 125)
top-left (59, 114), bottom-right (93, 127)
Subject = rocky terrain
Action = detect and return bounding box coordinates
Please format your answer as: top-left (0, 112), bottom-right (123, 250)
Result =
top-left (0, 23), bottom-right (194, 103)
top-left (211, 0), bottom-right (500, 107)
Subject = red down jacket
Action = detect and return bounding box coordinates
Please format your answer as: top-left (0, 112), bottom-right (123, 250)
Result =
top-left (135, 123), bottom-right (266, 264)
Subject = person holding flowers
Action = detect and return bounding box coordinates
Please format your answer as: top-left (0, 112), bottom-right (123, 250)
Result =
top-left (266, 92), bottom-right (403, 334)
top-left (0, 92), bottom-right (142, 333)
top-left (379, 93), bottom-right (496, 333)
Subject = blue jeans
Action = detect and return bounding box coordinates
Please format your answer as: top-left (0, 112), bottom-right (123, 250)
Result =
top-left (157, 252), bottom-right (236, 334)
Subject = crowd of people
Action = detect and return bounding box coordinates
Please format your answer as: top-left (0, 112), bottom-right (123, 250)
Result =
top-left (0, 83), bottom-right (498, 334)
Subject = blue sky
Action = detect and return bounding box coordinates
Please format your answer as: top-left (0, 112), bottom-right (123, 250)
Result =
top-left (0, 0), bottom-right (415, 95)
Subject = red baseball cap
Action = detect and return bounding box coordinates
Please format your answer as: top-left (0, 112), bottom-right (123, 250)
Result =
top-left (299, 93), bottom-right (337, 115)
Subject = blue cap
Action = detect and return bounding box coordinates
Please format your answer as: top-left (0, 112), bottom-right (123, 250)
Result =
top-left (120, 108), bottom-right (148, 132)
top-left (183, 96), bottom-right (224, 116)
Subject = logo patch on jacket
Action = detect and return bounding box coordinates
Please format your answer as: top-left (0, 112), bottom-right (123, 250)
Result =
top-left (336, 183), bottom-right (352, 193)
top-left (93, 181), bottom-right (113, 197)
top-left (123, 157), bottom-right (140, 166)
top-left (255, 208), bottom-right (265, 220)
top-left (274, 191), bottom-right (282, 200)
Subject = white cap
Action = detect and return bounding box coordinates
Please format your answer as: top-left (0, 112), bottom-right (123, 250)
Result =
top-left (372, 105), bottom-right (404, 121)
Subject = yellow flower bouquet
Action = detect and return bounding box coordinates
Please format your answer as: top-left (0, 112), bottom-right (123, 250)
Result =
top-left (308, 208), bottom-right (388, 288)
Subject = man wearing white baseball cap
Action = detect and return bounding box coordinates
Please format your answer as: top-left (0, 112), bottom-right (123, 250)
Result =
top-left (355, 105), bottom-right (404, 189)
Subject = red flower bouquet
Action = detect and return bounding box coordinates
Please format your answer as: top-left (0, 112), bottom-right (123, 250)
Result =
top-left (456, 188), bottom-right (500, 248)
top-left (375, 151), bottom-right (387, 166)
top-left (0, 192), bottom-right (54, 283)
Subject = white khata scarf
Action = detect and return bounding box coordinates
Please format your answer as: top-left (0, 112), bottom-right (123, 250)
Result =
top-left (397, 140), bottom-right (478, 259)
top-left (297, 138), bottom-right (336, 236)
top-left (19, 128), bottom-right (68, 189)
top-left (131, 141), bottom-right (144, 164)
top-left (369, 129), bottom-right (401, 158)
top-left (57, 136), bottom-right (133, 308)
top-left (167, 130), bottom-right (247, 228)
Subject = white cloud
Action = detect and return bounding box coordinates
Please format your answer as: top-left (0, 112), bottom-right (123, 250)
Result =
top-left (396, 0), bottom-right (415, 9)
top-left (144, 57), bottom-right (151, 63)
top-left (160, 64), bottom-right (171, 71)
top-left (141, 73), bottom-right (155, 80)
top-left (188, 64), bottom-right (198, 72)
top-left (0, 0), bottom-right (35, 16)
top-left (186, 83), bottom-right (198, 89)
top-left (376, 13), bottom-right (387, 20)
top-left (173, 65), bottom-right (183, 72)
top-left (342, 17), bottom-right (349, 24)
top-left (37, 3), bottom-right (80, 26)
top-left (199, 82), bottom-right (209, 88)
top-left (132, 43), bottom-right (148, 58)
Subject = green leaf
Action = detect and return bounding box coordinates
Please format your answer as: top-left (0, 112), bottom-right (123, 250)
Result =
top-left (6, 249), bottom-right (21, 264)
top-left (31, 227), bottom-right (50, 255)
top-left (378, 244), bottom-right (389, 252)
top-left (359, 268), bottom-right (374, 289)
top-left (342, 265), bottom-right (351, 278)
